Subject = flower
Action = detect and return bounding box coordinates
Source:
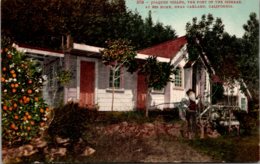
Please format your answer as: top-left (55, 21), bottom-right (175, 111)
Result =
top-left (21, 89), bottom-right (24, 92)
top-left (4, 89), bottom-right (7, 92)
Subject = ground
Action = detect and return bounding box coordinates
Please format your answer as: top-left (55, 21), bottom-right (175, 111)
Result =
top-left (3, 110), bottom-right (259, 163)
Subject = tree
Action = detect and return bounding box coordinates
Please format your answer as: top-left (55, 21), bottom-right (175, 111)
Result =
top-left (186, 13), bottom-right (259, 104)
top-left (100, 39), bottom-right (137, 111)
top-left (140, 56), bottom-right (175, 117)
top-left (185, 14), bottom-right (243, 104)
top-left (239, 13), bottom-right (259, 101)
top-left (1, 46), bottom-right (49, 146)
top-left (2, 0), bottom-right (177, 50)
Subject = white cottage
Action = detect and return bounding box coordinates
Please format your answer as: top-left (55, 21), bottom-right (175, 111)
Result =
top-left (14, 36), bottom-right (250, 111)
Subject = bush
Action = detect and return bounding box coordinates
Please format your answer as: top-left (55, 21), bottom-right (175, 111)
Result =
top-left (47, 102), bottom-right (96, 144)
top-left (1, 47), bottom-right (49, 146)
top-left (234, 110), bottom-right (258, 135)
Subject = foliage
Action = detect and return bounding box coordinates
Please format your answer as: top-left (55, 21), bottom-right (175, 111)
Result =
top-left (57, 70), bottom-right (72, 86)
top-left (139, 56), bottom-right (175, 117)
top-left (186, 13), bottom-right (259, 102)
top-left (185, 14), bottom-right (241, 82)
top-left (48, 102), bottom-right (93, 143)
top-left (233, 110), bottom-right (259, 135)
top-left (188, 133), bottom-right (259, 162)
top-left (100, 39), bottom-right (137, 111)
top-left (239, 13), bottom-right (259, 100)
top-left (212, 83), bottom-right (224, 104)
top-left (140, 56), bottom-right (175, 89)
top-left (1, 0), bottom-right (176, 50)
top-left (1, 47), bottom-right (49, 146)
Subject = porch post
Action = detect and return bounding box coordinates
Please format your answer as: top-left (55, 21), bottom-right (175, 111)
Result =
top-left (63, 35), bottom-right (73, 105)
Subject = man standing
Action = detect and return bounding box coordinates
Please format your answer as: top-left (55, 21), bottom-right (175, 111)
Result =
top-left (186, 89), bottom-right (200, 139)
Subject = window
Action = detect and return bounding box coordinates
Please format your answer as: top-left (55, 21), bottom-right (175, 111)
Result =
top-left (109, 69), bottom-right (121, 89)
top-left (174, 67), bottom-right (182, 87)
top-left (241, 98), bottom-right (246, 111)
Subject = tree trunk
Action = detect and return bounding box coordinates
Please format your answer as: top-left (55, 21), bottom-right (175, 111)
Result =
top-left (111, 68), bottom-right (115, 111)
top-left (145, 88), bottom-right (151, 117)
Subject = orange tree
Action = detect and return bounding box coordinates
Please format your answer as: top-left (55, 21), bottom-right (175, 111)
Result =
top-left (1, 46), bottom-right (49, 146)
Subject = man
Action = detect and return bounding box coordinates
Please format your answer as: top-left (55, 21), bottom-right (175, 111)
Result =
top-left (186, 89), bottom-right (200, 139)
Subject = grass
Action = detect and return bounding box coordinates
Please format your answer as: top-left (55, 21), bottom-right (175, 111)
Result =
top-left (187, 130), bottom-right (259, 162)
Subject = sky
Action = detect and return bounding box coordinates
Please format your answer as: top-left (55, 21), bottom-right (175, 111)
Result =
top-left (125, 0), bottom-right (259, 37)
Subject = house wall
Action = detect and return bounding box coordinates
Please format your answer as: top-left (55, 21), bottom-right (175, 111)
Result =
top-left (71, 55), bottom-right (137, 111)
top-left (223, 82), bottom-right (248, 111)
top-left (170, 58), bottom-right (187, 105)
top-left (66, 54), bottom-right (78, 101)
top-left (96, 61), bottom-right (137, 111)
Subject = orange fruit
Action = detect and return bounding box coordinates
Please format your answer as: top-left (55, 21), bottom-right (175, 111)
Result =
top-left (2, 67), bottom-right (7, 71)
top-left (25, 112), bottom-right (29, 116)
top-left (1, 77), bottom-right (5, 82)
top-left (34, 97), bottom-right (39, 101)
top-left (11, 83), bottom-right (15, 88)
top-left (23, 116), bottom-right (27, 121)
top-left (23, 96), bottom-right (27, 100)
top-left (27, 89), bottom-right (32, 94)
top-left (28, 80), bottom-right (32, 84)
top-left (12, 88), bottom-right (17, 93)
top-left (7, 54), bottom-right (12, 59)
top-left (10, 70), bottom-right (15, 74)
top-left (14, 115), bottom-right (19, 120)
top-left (9, 107), bottom-right (13, 111)
top-left (27, 127), bottom-right (31, 131)
top-left (26, 97), bottom-right (30, 103)
top-left (13, 103), bottom-right (17, 108)
top-left (19, 99), bottom-right (23, 104)
top-left (30, 121), bottom-right (35, 125)
top-left (40, 122), bottom-right (45, 127)
top-left (10, 123), bottom-right (16, 129)
top-left (3, 105), bottom-right (7, 111)
top-left (40, 108), bottom-right (44, 113)
top-left (27, 115), bottom-right (32, 119)
top-left (12, 73), bottom-right (16, 78)
top-left (14, 83), bottom-right (19, 88)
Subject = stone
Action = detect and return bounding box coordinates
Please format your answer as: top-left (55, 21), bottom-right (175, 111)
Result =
top-left (56, 136), bottom-right (70, 144)
top-left (23, 149), bottom-right (38, 157)
top-left (121, 121), bottom-right (128, 126)
top-left (50, 147), bottom-right (67, 156)
top-left (143, 123), bottom-right (154, 128)
top-left (81, 146), bottom-right (96, 156)
top-left (31, 138), bottom-right (47, 148)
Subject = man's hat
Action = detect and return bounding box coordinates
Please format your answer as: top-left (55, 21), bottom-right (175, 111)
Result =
top-left (186, 89), bottom-right (195, 95)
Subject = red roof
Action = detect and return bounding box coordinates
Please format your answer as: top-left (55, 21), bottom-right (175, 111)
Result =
top-left (137, 36), bottom-right (187, 59)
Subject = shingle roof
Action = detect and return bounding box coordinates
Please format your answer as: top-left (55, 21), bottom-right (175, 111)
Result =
top-left (137, 36), bottom-right (187, 59)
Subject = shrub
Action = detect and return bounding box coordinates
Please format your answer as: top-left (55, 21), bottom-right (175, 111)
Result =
top-left (1, 47), bottom-right (49, 146)
top-left (234, 110), bottom-right (258, 135)
top-left (47, 102), bottom-right (95, 144)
